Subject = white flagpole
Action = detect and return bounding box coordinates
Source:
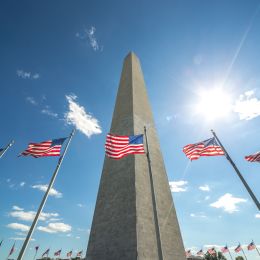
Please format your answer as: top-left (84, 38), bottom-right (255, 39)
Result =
top-left (0, 140), bottom-right (14, 159)
top-left (211, 129), bottom-right (260, 211)
top-left (144, 126), bottom-right (163, 260)
top-left (17, 129), bottom-right (75, 260)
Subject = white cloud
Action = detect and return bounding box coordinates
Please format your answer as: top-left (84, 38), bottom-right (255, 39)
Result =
top-left (41, 107), bottom-right (58, 118)
top-left (255, 214), bottom-right (260, 218)
top-left (17, 70), bottom-right (39, 80)
top-left (205, 196), bottom-right (210, 201)
top-left (199, 184), bottom-right (210, 192)
top-left (20, 182), bottom-right (26, 187)
top-left (26, 96), bottom-right (37, 106)
top-left (31, 184), bottom-right (62, 198)
top-left (9, 207), bottom-right (59, 222)
top-left (32, 73), bottom-right (40, 79)
top-left (37, 222), bottom-right (71, 233)
top-left (65, 94), bottom-right (102, 138)
top-left (87, 26), bottom-right (99, 51)
top-left (76, 26), bottom-right (102, 51)
top-left (77, 203), bottom-right (85, 208)
top-left (190, 212), bottom-right (207, 218)
top-left (166, 116), bottom-right (172, 122)
top-left (12, 205), bottom-right (23, 211)
top-left (233, 90), bottom-right (260, 120)
top-left (169, 181), bottom-right (188, 193)
top-left (10, 237), bottom-right (35, 241)
top-left (210, 193), bottom-right (247, 213)
top-left (76, 236), bottom-right (80, 239)
top-left (7, 223), bottom-right (30, 232)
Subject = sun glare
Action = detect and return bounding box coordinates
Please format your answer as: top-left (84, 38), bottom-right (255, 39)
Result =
top-left (195, 88), bottom-right (232, 120)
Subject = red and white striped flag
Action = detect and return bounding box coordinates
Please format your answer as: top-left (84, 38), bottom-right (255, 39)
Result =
top-left (185, 249), bottom-right (192, 257)
top-left (76, 250), bottom-right (83, 257)
top-left (248, 241), bottom-right (256, 251)
top-left (105, 133), bottom-right (145, 159)
top-left (221, 245), bottom-right (229, 253)
top-left (183, 137), bottom-right (224, 161)
top-left (54, 249), bottom-right (61, 256)
top-left (196, 249), bottom-right (204, 256)
top-left (67, 250), bottom-right (73, 257)
top-left (207, 247), bottom-right (216, 255)
top-left (42, 248), bottom-right (50, 257)
top-left (235, 244), bottom-right (242, 253)
top-left (20, 138), bottom-right (66, 158)
top-left (245, 151), bottom-right (260, 162)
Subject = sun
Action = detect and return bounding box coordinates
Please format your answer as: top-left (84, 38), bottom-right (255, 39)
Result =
top-left (195, 88), bottom-right (232, 120)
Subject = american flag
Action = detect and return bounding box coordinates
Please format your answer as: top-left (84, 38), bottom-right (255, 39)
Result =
top-left (245, 151), bottom-right (260, 162)
top-left (105, 133), bottom-right (145, 159)
top-left (54, 249), bottom-right (61, 256)
top-left (8, 242), bottom-right (15, 256)
top-left (221, 245), bottom-right (229, 253)
top-left (67, 250), bottom-right (73, 257)
top-left (42, 248), bottom-right (50, 257)
top-left (183, 137), bottom-right (224, 161)
top-left (196, 249), bottom-right (204, 256)
top-left (235, 244), bottom-right (242, 253)
top-left (248, 241), bottom-right (256, 251)
top-left (207, 248), bottom-right (216, 255)
top-left (20, 138), bottom-right (66, 158)
top-left (185, 249), bottom-right (192, 257)
top-left (77, 250), bottom-right (83, 257)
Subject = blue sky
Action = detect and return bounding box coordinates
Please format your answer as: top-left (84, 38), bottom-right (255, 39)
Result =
top-left (1, 0), bottom-right (260, 259)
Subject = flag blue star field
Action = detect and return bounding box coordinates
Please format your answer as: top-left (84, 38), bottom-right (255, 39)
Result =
top-left (105, 133), bottom-right (145, 159)
top-left (245, 151), bottom-right (260, 162)
top-left (183, 137), bottom-right (224, 160)
top-left (20, 138), bottom-right (67, 158)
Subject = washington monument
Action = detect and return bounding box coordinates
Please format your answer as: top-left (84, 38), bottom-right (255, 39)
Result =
top-left (86, 52), bottom-right (186, 260)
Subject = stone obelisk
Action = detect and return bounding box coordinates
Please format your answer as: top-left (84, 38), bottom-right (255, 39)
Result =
top-left (86, 52), bottom-right (186, 260)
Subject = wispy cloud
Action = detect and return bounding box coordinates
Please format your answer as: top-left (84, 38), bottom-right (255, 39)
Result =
top-left (65, 94), bottom-right (102, 138)
top-left (210, 193), bottom-right (247, 213)
top-left (76, 26), bottom-right (103, 51)
top-left (10, 237), bottom-right (35, 241)
top-left (7, 223), bottom-right (30, 232)
top-left (77, 203), bottom-right (85, 208)
top-left (17, 70), bottom-right (40, 80)
top-left (190, 212), bottom-right (207, 218)
top-left (26, 96), bottom-right (37, 106)
top-left (31, 184), bottom-right (62, 198)
top-left (199, 184), bottom-right (210, 192)
top-left (12, 205), bottom-right (23, 211)
top-left (37, 222), bottom-right (71, 233)
top-left (233, 90), bottom-right (260, 120)
top-left (169, 181), bottom-right (188, 193)
top-left (256, 213), bottom-right (260, 218)
top-left (41, 106), bottom-right (58, 118)
top-left (20, 182), bottom-right (26, 187)
top-left (9, 206), bottom-right (59, 222)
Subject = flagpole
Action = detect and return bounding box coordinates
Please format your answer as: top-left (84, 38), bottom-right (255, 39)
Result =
top-left (211, 129), bottom-right (260, 211)
top-left (17, 129), bottom-right (76, 260)
top-left (241, 247), bottom-right (248, 260)
top-left (144, 126), bottom-right (163, 260)
top-left (0, 140), bottom-right (14, 159)
top-left (254, 241), bottom-right (260, 257)
top-left (6, 242), bottom-right (15, 260)
top-left (228, 249), bottom-right (234, 260)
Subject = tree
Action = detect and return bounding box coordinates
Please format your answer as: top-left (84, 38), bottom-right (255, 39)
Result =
top-left (204, 251), bottom-right (227, 260)
top-left (235, 257), bottom-right (244, 260)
